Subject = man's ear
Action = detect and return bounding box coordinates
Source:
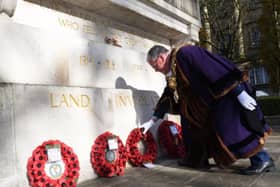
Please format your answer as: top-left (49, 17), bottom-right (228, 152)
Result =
top-left (158, 54), bottom-right (164, 64)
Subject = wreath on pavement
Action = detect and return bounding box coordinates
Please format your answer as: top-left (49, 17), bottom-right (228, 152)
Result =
top-left (26, 140), bottom-right (80, 187)
top-left (91, 131), bottom-right (128, 177)
top-left (126, 128), bottom-right (157, 166)
top-left (158, 120), bottom-right (186, 158)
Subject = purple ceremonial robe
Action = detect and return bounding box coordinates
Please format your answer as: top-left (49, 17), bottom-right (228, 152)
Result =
top-left (173, 45), bottom-right (271, 167)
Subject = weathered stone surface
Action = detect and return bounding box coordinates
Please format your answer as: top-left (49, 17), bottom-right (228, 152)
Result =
top-left (0, 85), bottom-right (16, 187)
top-left (13, 0), bottom-right (168, 52)
top-left (78, 128), bottom-right (280, 187)
top-left (0, 84), bottom-right (161, 186)
top-left (23, 0), bottom-right (200, 42)
top-left (0, 17), bottom-right (166, 95)
top-left (0, 1), bottom-right (202, 186)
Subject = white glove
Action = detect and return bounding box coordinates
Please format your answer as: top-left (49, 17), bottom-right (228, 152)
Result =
top-left (139, 117), bottom-right (158, 134)
top-left (237, 91), bottom-right (257, 111)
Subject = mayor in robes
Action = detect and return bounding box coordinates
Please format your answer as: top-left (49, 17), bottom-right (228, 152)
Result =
top-left (140, 45), bottom-right (275, 175)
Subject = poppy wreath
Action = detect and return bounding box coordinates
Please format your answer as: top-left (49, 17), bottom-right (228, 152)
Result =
top-left (26, 140), bottom-right (80, 187)
top-left (126, 128), bottom-right (157, 166)
top-left (158, 120), bottom-right (186, 158)
top-left (91, 131), bottom-right (128, 177)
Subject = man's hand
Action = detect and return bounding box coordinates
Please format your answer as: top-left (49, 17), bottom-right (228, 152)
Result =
top-left (237, 91), bottom-right (257, 111)
top-left (139, 117), bottom-right (157, 134)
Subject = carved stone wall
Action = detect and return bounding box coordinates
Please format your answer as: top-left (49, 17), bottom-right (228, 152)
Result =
top-left (0, 0), bottom-right (200, 186)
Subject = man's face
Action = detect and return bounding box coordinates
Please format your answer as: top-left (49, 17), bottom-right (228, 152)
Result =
top-left (148, 53), bottom-right (169, 74)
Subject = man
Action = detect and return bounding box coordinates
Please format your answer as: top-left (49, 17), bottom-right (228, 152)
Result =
top-left (140, 44), bottom-right (275, 175)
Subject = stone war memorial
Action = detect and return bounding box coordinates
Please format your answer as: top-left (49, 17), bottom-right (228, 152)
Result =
top-left (0, 0), bottom-right (201, 186)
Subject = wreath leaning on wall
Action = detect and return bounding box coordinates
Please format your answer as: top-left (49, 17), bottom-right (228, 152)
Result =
top-left (126, 128), bottom-right (157, 166)
top-left (26, 140), bottom-right (80, 187)
top-left (158, 120), bottom-right (186, 158)
top-left (91, 131), bottom-right (128, 177)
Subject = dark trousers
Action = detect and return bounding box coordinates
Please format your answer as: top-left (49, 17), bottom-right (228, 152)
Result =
top-left (181, 117), bottom-right (209, 167)
top-left (250, 149), bottom-right (271, 166)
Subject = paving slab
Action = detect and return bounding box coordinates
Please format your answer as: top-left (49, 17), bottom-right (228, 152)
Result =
top-left (78, 126), bottom-right (280, 187)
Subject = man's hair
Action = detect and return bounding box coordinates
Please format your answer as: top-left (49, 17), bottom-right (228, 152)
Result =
top-left (147, 45), bottom-right (168, 62)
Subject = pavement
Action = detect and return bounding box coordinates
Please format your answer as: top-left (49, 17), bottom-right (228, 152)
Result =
top-left (78, 125), bottom-right (280, 187)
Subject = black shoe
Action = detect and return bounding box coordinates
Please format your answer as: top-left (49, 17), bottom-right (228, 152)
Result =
top-left (240, 159), bottom-right (276, 175)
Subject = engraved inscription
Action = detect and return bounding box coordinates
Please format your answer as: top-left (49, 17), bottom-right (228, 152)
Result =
top-left (50, 93), bottom-right (90, 108)
top-left (80, 56), bottom-right (116, 70)
top-left (115, 94), bottom-right (133, 107)
top-left (151, 95), bottom-right (159, 106)
top-left (80, 55), bottom-right (94, 65)
top-left (57, 17), bottom-right (96, 35)
top-left (129, 64), bottom-right (147, 72)
top-left (132, 95), bottom-right (148, 105)
top-left (58, 18), bottom-right (79, 30)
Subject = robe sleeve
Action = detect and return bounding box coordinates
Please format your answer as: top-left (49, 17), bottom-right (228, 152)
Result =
top-left (176, 46), bottom-right (243, 98)
top-left (153, 86), bottom-right (180, 119)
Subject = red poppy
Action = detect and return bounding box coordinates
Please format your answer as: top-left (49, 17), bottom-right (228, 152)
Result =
top-left (126, 128), bottom-right (157, 166)
top-left (26, 140), bottom-right (80, 187)
top-left (91, 131), bottom-right (128, 177)
top-left (158, 120), bottom-right (186, 158)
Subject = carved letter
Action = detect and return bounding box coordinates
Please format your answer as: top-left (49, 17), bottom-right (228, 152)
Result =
top-left (58, 18), bottom-right (68, 27)
top-left (60, 94), bottom-right (69, 107)
top-left (139, 95), bottom-right (147, 105)
top-left (116, 95), bottom-right (132, 107)
top-left (58, 18), bottom-right (79, 30)
top-left (80, 55), bottom-right (88, 65)
top-left (50, 93), bottom-right (59, 108)
top-left (72, 22), bottom-right (79, 30)
top-left (70, 94), bottom-right (80, 107)
top-left (151, 95), bottom-right (159, 106)
top-left (82, 24), bottom-right (95, 35)
top-left (81, 95), bottom-right (90, 108)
